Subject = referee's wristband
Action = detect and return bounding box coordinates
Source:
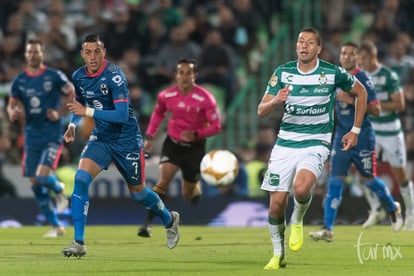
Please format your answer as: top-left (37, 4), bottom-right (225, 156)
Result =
top-left (351, 126), bottom-right (361, 135)
top-left (85, 107), bottom-right (95, 117)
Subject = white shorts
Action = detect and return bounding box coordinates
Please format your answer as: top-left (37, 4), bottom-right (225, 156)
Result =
top-left (261, 145), bottom-right (330, 192)
top-left (375, 132), bottom-right (407, 168)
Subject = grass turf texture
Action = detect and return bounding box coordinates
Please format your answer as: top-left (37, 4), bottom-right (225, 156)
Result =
top-left (0, 225), bottom-right (413, 275)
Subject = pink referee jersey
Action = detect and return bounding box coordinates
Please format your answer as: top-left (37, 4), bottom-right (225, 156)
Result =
top-left (146, 84), bottom-right (221, 142)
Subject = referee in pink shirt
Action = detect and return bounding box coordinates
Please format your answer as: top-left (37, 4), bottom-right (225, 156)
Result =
top-left (138, 58), bottom-right (222, 237)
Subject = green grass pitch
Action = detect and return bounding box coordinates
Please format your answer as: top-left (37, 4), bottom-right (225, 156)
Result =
top-left (0, 225), bottom-right (413, 275)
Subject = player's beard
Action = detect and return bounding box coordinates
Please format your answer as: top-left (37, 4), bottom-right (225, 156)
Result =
top-left (27, 59), bottom-right (42, 70)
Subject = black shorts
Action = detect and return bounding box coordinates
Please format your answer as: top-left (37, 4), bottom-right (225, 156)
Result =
top-left (160, 136), bottom-right (206, 182)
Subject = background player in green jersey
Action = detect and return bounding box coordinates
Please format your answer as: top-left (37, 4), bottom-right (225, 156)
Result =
top-left (359, 41), bottom-right (414, 230)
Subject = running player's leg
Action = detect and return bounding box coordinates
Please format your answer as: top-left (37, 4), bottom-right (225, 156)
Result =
top-left (138, 137), bottom-right (180, 237)
top-left (71, 161), bottom-right (96, 245)
top-left (289, 146), bottom-right (330, 251)
top-left (181, 141), bottom-right (205, 204)
top-left (25, 148), bottom-right (63, 236)
top-left (119, 152), bottom-right (173, 227)
top-left (386, 133), bottom-right (414, 229)
top-left (138, 162), bottom-right (179, 237)
top-left (128, 175), bottom-right (180, 249)
top-left (321, 147), bottom-right (351, 234)
top-left (62, 158), bottom-right (102, 257)
top-left (114, 141), bottom-right (179, 247)
top-left (261, 145), bottom-right (295, 268)
top-left (71, 141), bottom-right (109, 243)
top-left (362, 185), bottom-right (384, 227)
top-left (363, 177), bottom-right (396, 212)
top-left (323, 177), bottom-right (345, 230)
top-left (363, 177), bottom-right (402, 231)
top-left (62, 141), bottom-right (108, 257)
top-left (35, 143), bottom-right (68, 213)
top-left (263, 192), bottom-right (288, 270)
top-left (31, 184), bottom-right (61, 227)
top-left (376, 133), bottom-right (408, 230)
top-left (150, 162), bottom-right (179, 216)
top-left (35, 143), bottom-right (64, 191)
top-left (363, 137), bottom-right (387, 225)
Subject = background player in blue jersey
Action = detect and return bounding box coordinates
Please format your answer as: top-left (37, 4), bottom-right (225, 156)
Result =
top-left (7, 38), bottom-right (72, 238)
top-left (61, 34), bottom-right (180, 258)
top-left (309, 42), bottom-right (403, 242)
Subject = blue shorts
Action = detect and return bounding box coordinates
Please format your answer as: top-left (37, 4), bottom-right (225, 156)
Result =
top-left (330, 136), bottom-right (376, 178)
top-left (81, 136), bottom-right (144, 185)
top-left (23, 142), bottom-right (63, 177)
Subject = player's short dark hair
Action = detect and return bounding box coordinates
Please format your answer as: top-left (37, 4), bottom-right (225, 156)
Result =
top-left (359, 41), bottom-right (377, 56)
top-left (342, 42), bottom-right (360, 54)
top-left (83, 34), bottom-right (105, 47)
top-left (176, 58), bottom-right (198, 73)
top-left (27, 38), bottom-right (44, 49)
top-left (342, 42), bottom-right (359, 49)
top-left (300, 27), bottom-right (322, 45)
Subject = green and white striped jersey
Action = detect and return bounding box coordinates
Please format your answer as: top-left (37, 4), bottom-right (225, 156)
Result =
top-left (265, 59), bottom-right (355, 149)
top-left (366, 65), bottom-right (403, 136)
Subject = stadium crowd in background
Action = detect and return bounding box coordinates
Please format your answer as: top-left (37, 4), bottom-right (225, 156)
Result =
top-left (1, 0), bottom-right (414, 200)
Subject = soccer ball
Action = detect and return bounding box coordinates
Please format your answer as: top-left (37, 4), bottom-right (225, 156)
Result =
top-left (200, 150), bottom-right (239, 186)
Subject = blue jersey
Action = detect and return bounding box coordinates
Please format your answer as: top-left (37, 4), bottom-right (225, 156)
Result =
top-left (71, 60), bottom-right (141, 142)
top-left (10, 66), bottom-right (70, 147)
top-left (331, 68), bottom-right (378, 178)
top-left (71, 60), bottom-right (144, 184)
top-left (334, 68), bottom-right (377, 138)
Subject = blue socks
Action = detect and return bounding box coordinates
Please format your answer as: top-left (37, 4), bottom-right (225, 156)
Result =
top-left (364, 178), bottom-right (396, 212)
top-left (36, 175), bottom-right (63, 193)
top-left (70, 169), bottom-right (172, 243)
top-left (131, 187), bottom-right (172, 227)
top-left (324, 176), bottom-right (344, 231)
top-left (71, 170), bottom-right (92, 243)
top-left (323, 176), bottom-right (396, 231)
top-left (31, 185), bottom-right (60, 227)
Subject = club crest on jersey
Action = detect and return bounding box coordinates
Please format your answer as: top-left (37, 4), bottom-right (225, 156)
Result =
top-left (100, 83), bottom-right (109, 95)
top-left (44, 81), bottom-right (52, 92)
top-left (319, 72), bottom-right (327, 85)
top-left (269, 76), bottom-right (278, 87)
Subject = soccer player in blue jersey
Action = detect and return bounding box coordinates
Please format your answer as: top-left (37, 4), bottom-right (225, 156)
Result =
top-left (61, 34), bottom-right (180, 257)
top-left (7, 38), bottom-right (72, 238)
top-left (309, 42), bottom-right (403, 242)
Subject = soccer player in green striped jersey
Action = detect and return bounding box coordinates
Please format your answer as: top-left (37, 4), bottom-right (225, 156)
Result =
top-left (258, 27), bottom-right (368, 270)
top-left (359, 41), bottom-right (414, 230)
